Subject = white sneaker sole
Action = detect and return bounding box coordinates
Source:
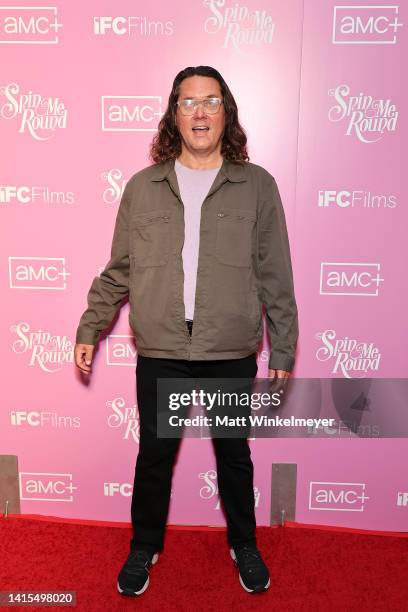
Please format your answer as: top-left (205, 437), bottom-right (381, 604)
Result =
top-left (117, 552), bottom-right (159, 596)
top-left (230, 548), bottom-right (270, 593)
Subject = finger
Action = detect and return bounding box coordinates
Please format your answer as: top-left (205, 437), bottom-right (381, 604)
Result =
top-left (76, 359), bottom-right (91, 374)
top-left (84, 347), bottom-right (93, 366)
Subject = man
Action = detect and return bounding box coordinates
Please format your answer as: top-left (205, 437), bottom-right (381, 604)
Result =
top-left (74, 65), bottom-right (298, 596)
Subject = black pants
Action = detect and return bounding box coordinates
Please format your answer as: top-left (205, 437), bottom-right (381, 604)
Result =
top-left (130, 322), bottom-right (258, 552)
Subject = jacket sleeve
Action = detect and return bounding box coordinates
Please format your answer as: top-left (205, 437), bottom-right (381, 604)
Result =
top-left (257, 173), bottom-right (299, 371)
top-left (75, 180), bottom-right (132, 345)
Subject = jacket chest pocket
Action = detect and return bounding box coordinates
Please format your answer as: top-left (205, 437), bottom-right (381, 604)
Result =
top-left (130, 210), bottom-right (171, 267)
top-left (215, 209), bottom-right (256, 267)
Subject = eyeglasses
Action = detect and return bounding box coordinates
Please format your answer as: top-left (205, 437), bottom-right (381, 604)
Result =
top-left (176, 97), bottom-right (223, 116)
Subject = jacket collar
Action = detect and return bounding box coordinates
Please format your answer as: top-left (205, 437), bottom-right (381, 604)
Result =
top-left (150, 157), bottom-right (247, 202)
top-left (150, 157), bottom-right (247, 183)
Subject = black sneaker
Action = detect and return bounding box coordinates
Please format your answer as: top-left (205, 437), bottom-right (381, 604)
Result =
top-left (230, 544), bottom-right (270, 593)
top-left (117, 548), bottom-right (159, 596)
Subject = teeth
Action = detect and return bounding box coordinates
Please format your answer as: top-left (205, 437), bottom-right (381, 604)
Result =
top-left (193, 127), bottom-right (208, 130)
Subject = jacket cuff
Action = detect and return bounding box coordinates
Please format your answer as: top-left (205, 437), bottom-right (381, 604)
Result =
top-left (268, 353), bottom-right (295, 372)
top-left (75, 328), bottom-right (100, 346)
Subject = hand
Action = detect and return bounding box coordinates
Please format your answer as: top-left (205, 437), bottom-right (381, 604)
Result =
top-left (267, 369), bottom-right (291, 395)
top-left (74, 343), bottom-right (95, 375)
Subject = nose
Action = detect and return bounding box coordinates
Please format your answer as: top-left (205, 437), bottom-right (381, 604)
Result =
top-left (193, 102), bottom-right (206, 118)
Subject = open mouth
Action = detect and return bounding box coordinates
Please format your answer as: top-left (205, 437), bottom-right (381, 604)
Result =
top-left (192, 126), bottom-right (209, 131)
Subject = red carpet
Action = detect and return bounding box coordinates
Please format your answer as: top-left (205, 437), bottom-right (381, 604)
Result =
top-left (1, 516), bottom-right (408, 611)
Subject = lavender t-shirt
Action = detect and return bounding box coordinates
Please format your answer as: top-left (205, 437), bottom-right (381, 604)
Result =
top-left (174, 158), bottom-right (222, 320)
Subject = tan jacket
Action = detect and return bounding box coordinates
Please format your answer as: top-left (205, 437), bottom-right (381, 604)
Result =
top-left (76, 157), bottom-right (299, 371)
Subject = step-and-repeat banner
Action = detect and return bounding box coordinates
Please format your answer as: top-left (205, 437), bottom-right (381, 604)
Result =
top-left (2, 1), bottom-right (407, 530)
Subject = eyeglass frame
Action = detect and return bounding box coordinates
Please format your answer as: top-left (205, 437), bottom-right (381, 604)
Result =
top-left (175, 96), bottom-right (224, 115)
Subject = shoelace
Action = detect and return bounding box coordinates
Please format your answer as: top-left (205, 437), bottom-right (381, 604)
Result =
top-left (126, 550), bottom-right (153, 576)
top-left (235, 546), bottom-right (263, 574)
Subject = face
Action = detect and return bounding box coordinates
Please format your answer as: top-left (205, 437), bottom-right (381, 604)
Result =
top-left (175, 75), bottom-right (226, 156)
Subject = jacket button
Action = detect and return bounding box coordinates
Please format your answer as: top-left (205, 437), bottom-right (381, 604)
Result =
top-left (217, 213), bottom-right (225, 217)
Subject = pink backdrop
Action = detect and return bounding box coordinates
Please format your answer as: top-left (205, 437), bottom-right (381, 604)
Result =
top-left (2, 0), bottom-right (407, 531)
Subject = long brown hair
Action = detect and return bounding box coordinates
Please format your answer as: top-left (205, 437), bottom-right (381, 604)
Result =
top-left (149, 66), bottom-right (249, 164)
